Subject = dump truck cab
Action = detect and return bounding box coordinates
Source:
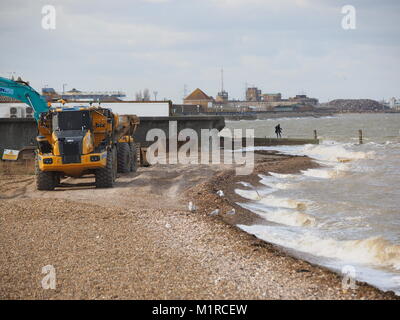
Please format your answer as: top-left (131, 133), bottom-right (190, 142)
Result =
top-left (52, 109), bottom-right (93, 163)
top-left (37, 107), bottom-right (108, 178)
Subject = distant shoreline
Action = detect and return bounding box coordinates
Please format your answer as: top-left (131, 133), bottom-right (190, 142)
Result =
top-left (220, 110), bottom-right (400, 121)
top-left (224, 111), bottom-right (332, 121)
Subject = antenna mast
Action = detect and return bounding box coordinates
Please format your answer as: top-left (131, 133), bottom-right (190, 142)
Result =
top-left (183, 84), bottom-right (188, 100)
top-left (221, 68), bottom-right (224, 92)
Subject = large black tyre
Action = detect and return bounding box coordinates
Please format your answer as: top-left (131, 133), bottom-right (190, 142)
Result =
top-left (54, 174), bottom-right (61, 187)
top-left (95, 147), bottom-right (117, 188)
top-left (35, 158), bottom-right (56, 191)
top-left (117, 142), bottom-right (131, 173)
top-left (129, 143), bottom-right (138, 173)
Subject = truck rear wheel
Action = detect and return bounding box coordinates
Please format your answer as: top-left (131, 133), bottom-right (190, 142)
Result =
top-left (35, 158), bottom-right (56, 191)
top-left (95, 147), bottom-right (117, 188)
top-left (130, 143), bottom-right (138, 173)
top-left (117, 142), bottom-right (131, 173)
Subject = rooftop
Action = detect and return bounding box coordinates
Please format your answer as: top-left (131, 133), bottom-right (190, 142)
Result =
top-left (184, 88), bottom-right (212, 101)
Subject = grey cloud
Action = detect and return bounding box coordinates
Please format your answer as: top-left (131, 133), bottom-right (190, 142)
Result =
top-left (0, 0), bottom-right (399, 102)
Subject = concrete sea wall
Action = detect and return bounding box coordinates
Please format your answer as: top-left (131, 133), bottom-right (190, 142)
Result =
top-left (0, 116), bottom-right (226, 157)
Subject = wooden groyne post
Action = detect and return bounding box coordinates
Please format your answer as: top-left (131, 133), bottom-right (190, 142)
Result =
top-left (314, 130), bottom-right (318, 140)
top-left (359, 129), bottom-right (363, 144)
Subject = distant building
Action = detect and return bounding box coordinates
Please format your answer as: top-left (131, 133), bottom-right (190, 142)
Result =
top-left (388, 97), bottom-right (400, 110)
top-left (172, 104), bottom-right (202, 114)
top-left (262, 93), bottom-right (281, 102)
top-left (272, 104), bottom-right (314, 112)
top-left (246, 87), bottom-right (262, 102)
top-left (41, 87), bottom-right (126, 102)
top-left (215, 90), bottom-right (229, 103)
top-left (389, 97), bottom-right (396, 108)
top-left (42, 87), bottom-right (60, 101)
top-left (273, 105), bottom-right (296, 112)
top-left (183, 88), bottom-right (214, 111)
top-left (288, 94), bottom-right (318, 106)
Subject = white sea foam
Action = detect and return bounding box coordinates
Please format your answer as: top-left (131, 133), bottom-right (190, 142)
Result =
top-left (300, 167), bottom-right (350, 179)
top-left (300, 144), bottom-right (374, 163)
top-left (235, 188), bottom-right (262, 200)
top-left (237, 224), bottom-right (400, 271)
top-left (252, 142), bottom-right (374, 164)
top-left (258, 175), bottom-right (294, 189)
top-left (261, 180), bottom-right (293, 189)
top-left (268, 172), bottom-right (297, 179)
top-left (258, 195), bottom-right (308, 211)
top-left (239, 202), bottom-right (316, 227)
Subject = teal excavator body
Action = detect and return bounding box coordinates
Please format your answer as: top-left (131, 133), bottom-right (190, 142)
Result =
top-left (0, 76), bottom-right (48, 121)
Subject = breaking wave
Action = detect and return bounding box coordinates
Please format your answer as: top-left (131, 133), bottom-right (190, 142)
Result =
top-left (239, 202), bottom-right (316, 227)
top-left (268, 172), bottom-right (297, 179)
top-left (234, 188), bottom-right (262, 200)
top-left (299, 144), bottom-right (374, 163)
top-left (258, 174), bottom-right (295, 189)
top-left (258, 195), bottom-right (308, 211)
top-left (237, 224), bottom-right (400, 271)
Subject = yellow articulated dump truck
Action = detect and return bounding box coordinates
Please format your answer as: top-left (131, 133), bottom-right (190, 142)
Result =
top-left (36, 106), bottom-right (139, 190)
top-left (0, 76), bottom-right (139, 190)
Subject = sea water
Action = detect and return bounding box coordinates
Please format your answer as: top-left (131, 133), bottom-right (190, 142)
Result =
top-left (225, 113), bottom-right (400, 294)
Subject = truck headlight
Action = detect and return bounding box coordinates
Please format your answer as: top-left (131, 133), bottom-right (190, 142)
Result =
top-left (90, 155), bottom-right (100, 162)
top-left (43, 158), bottom-right (53, 164)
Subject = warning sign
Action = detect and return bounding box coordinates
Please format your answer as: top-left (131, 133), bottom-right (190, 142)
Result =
top-left (2, 149), bottom-right (20, 161)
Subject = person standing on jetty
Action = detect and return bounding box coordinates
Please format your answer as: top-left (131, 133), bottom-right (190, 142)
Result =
top-left (275, 124), bottom-right (282, 138)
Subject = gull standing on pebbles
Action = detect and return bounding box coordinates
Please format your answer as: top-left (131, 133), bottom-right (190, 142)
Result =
top-left (208, 209), bottom-right (220, 216)
top-left (188, 201), bottom-right (197, 212)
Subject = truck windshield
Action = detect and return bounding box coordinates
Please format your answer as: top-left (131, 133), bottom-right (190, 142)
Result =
top-left (53, 111), bottom-right (91, 131)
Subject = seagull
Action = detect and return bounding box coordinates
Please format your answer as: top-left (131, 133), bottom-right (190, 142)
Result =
top-left (208, 209), bottom-right (220, 216)
top-left (188, 202), bottom-right (197, 212)
top-left (216, 190), bottom-right (224, 197)
top-left (237, 181), bottom-right (261, 199)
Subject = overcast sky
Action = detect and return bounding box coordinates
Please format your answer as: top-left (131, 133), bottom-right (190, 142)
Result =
top-left (1, 0), bottom-right (399, 102)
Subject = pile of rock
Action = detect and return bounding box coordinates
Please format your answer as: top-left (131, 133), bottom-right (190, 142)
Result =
top-left (324, 99), bottom-right (387, 112)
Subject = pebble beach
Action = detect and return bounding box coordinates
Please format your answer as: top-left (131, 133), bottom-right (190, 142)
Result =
top-left (0, 152), bottom-right (397, 299)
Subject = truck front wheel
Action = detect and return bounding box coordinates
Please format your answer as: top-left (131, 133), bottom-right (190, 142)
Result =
top-left (35, 159), bottom-right (56, 191)
top-left (95, 147), bottom-right (117, 188)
